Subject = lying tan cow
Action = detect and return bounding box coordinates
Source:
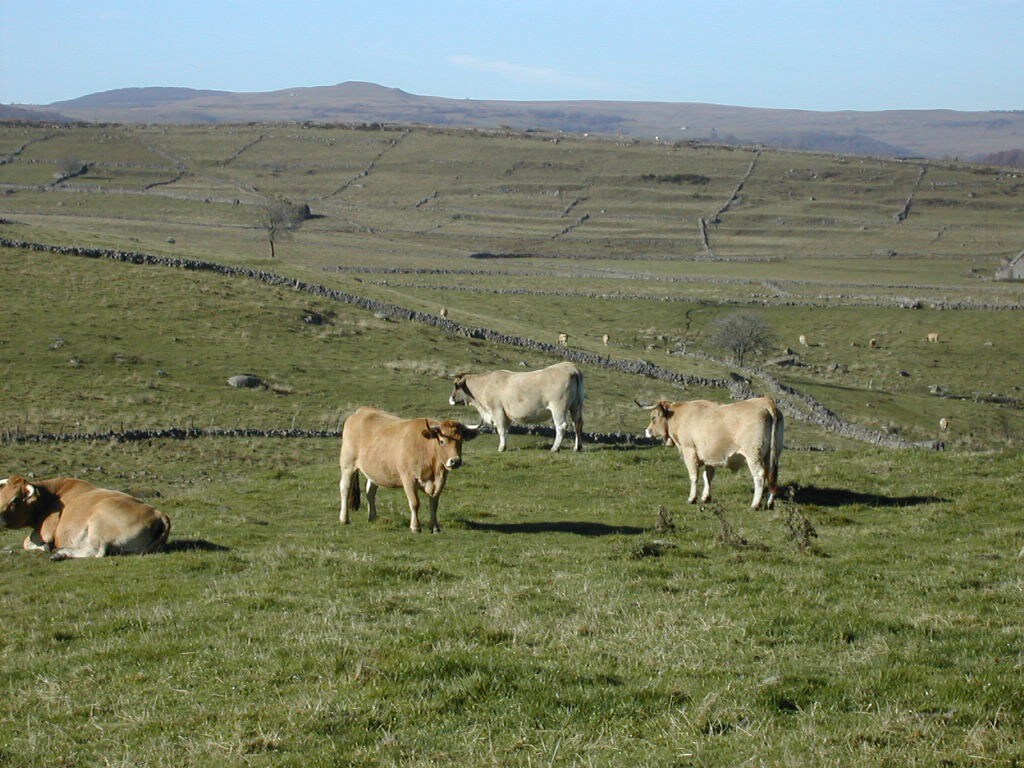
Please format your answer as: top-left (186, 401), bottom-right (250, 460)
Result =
top-left (339, 407), bottom-right (478, 532)
top-left (640, 396), bottom-right (784, 509)
top-left (449, 361), bottom-right (585, 452)
top-left (0, 476), bottom-right (171, 559)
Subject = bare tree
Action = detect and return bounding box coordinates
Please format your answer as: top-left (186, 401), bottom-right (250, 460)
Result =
top-left (710, 311), bottom-right (774, 367)
top-left (259, 198), bottom-right (308, 258)
top-left (56, 157), bottom-right (87, 180)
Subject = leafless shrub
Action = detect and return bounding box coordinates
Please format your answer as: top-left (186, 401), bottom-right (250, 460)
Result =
top-left (710, 311), bottom-right (774, 367)
top-left (56, 157), bottom-right (87, 178)
top-left (782, 490), bottom-right (819, 554)
top-left (259, 198), bottom-right (309, 258)
top-left (655, 505), bottom-right (675, 533)
top-left (707, 501), bottom-right (767, 551)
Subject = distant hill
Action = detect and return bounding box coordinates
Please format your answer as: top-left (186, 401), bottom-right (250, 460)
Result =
top-left (978, 148), bottom-right (1024, 168)
top-left (51, 86), bottom-right (230, 110)
top-left (7, 81), bottom-right (1024, 160)
top-left (0, 104), bottom-right (71, 122)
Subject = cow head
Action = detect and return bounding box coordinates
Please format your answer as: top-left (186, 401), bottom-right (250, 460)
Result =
top-left (638, 401), bottom-right (675, 445)
top-left (422, 419), bottom-right (479, 470)
top-left (448, 374), bottom-right (474, 407)
top-left (0, 476), bottom-right (40, 528)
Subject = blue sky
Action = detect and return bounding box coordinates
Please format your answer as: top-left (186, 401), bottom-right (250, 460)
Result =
top-left (3, 0), bottom-right (1022, 111)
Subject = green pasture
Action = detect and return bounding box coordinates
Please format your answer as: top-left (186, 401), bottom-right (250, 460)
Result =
top-left (1, 437), bottom-right (1021, 767)
top-left (0, 122), bottom-right (1022, 765)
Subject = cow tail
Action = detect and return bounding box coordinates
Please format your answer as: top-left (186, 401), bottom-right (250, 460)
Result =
top-left (571, 370), bottom-right (585, 423)
top-left (767, 403), bottom-right (783, 496)
top-left (348, 470), bottom-right (361, 511)
top-left (143, 513), bottom-right (171, 554)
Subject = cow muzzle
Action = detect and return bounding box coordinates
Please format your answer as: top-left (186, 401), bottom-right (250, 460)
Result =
top-left (445, 457), bottom-right (462, 470)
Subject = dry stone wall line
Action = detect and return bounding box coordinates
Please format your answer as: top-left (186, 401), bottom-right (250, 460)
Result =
top-left (0, 424), bottom-right (658, 447)
top-left (553, 212), bottom-right (590, 240)
top-left (698, 216), bottom-right (713, 256)
top-left (700, 149), bottom-right (761, 258)
top-left (219, 134), bottom-right (266, 166)
top-left (0, 237), bottom-right (935, 449)
top-left (353, 277), bottom-right (1024, 312)
top-left (322, 265), bottom-right (1024, 311)
top-left (711, 150), bottom-right (761, 224)
top-left (322, 129), bottom-right (410, 199)
top-left (895, 165), bottom-right (928, 222)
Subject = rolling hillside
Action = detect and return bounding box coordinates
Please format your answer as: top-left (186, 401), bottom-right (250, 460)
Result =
top-left (1, 121), bottom-right (1021, 449)
top-left (6, 81), bottom-right (1024, 159)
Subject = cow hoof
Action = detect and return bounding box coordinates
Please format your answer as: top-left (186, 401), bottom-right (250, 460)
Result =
top-left (50, 552), bottom-right (70, 561)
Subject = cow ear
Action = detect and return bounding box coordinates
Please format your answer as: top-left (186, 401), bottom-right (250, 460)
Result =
top-left (422, 426), bottom-right (440, 439)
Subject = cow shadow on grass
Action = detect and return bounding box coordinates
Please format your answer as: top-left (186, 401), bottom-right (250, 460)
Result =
top-left (163, 538), bottom-right (231, 553)
top-left (460, 520), bottom-right (644, 536)
top-left (790, 484), bottom-right (947, 508)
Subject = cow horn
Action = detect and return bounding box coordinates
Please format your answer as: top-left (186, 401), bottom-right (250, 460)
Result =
top-left (0, 478), bottom-right (7, 487)
top-left (24, 483), bottom-right (36, 499)
top-left (634, 399), bottom-right (656, 410)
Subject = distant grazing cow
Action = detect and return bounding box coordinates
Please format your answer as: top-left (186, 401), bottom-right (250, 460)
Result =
top-left (450, 361), bottom-right (585, 452)
top-left (927, 332), bottom-right (940, 343)
top-left (0, 476), bottom-right (170, 559)
top-left (557, 332), bottom-right (569, 346)
top-left (440, 307), bottom-right (448, 319)
top-left (639, 396), bottom-right (784, 509)
top-left (798, 334), bottom-right (808, 346)
top-left (339, 407), bottom-right (478, 532)
top-left (939, 417), bottom-right (950, 432)
top-left (602, 333), bottom-right (609, 346)
top-left (869, 337), bottom-right (878, 348)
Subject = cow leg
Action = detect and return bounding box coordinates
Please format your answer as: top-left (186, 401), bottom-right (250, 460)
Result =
top-left (571, 404), bottom-right (584, 451)
top-left (701, 466), bottom-right (716, 502)
top-left (51, 542), bottom-right (107, 560)
top-left (746, 456), bottom-right (767, 509)
top-left (402, 478), bottom-right (422, 532)
top-left (550, 413), bottom-right (567, 452)
top-left (23, 530), bottom-right (50, 552)
top-left (365, 480), bottom-right (379, 522)
top-left (51, 528), bottom-right (107, 559)
top-left (495, 415), bottom-right (510, 452)
top-left (338, 468), bottom-right (354, 524)
top-left (427, 495), bottom-right (441, 534)
top-left (682, 449), bottom-right (701, 504)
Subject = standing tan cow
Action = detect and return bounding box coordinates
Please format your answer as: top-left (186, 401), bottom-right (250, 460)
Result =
top-left (639, 397), bottom-right (784, 509)
top-left (449, 361), bottom-right (585, 452)
top-left (0, 476), bottom-right (171, 559)
top-left (339, 407), bottom-right (478, 532)
top-left (927, 332), bottom-right (940, 343)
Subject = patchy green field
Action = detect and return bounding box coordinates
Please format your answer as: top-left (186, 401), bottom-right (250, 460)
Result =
top-left (0, 123), bottom-right (1022, 766)
top-left (2, 437), bottom-right (1021, 767)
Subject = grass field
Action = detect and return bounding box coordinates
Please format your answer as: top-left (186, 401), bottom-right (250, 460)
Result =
top-left (1, 122), bottom-right (1022, 766)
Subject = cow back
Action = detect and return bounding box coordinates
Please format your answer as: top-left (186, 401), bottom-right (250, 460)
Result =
top-left (470, 362), bottom-right (582, 422)
top-left (670, 397), bottom-right (777, 465)
top-left (341, 407), bottom-right (438, 487)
